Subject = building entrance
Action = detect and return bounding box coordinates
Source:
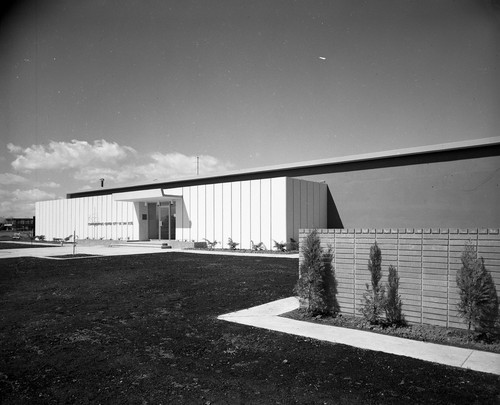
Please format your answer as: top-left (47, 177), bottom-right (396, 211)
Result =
top-left (147, 202), bottom-right (176, 240)
top-left (159, 202), bottom-right (176, 240)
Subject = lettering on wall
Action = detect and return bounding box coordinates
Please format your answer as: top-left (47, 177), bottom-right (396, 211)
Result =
top-left (88, 222), bottom-right (134, 226)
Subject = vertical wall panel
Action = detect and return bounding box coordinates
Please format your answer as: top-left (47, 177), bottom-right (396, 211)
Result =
top-left (190, 186), bottom-right (199, 241)
top-left (293, 179), bottom-right (300, 239)
top-left (214, 183), bottom-right (223, 246)
top-left (205, 184), bottom-right (215, 242)
top-left (319, 184), bottom-right (327, 227)
top-left (240, 180), bottom-right (251, 249)
top-left (250, 180), bottom-right (261, 248)
top-left (128, 201), bottom-right (136, 240)
top-left (197, 185), bottom-right (206, 241)
top-left (231, 182), bottom-right (241, 248)
top-left (307, 182), bottom-right (314, 227)
top-left (222, 183), bottom-right (232, 246)
top-left (286, 179), bottom-right (295, 243)
top-left (260, 179), bottom-right (272, 249)
top-left (183, 187), bottom-right (192, 241)
top-left (300, 181), bottom-right (307, 229)
top-left (271, 178), bottom-right (287, 245)
top-left (313, 183), bottom-right (320, 228)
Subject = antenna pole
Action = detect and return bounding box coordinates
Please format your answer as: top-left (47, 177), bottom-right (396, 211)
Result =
top-left (196, 156), bottom-right (199, 175)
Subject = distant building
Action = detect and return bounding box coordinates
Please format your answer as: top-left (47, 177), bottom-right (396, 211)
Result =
top-left (0, 217), bottom-right (35, 232)
top-left (35, 137), bottom-right (500, 246)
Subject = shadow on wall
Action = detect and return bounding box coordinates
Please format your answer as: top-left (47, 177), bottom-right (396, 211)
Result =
top-left (327, 187), bottom-right (344, 229)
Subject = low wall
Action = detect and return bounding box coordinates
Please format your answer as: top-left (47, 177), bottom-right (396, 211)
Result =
top-left (299, 228), bottom-right (500, 329)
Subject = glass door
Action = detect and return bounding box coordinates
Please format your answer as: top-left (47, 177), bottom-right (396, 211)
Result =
top-left (158, 202), bottom-right (176, 240)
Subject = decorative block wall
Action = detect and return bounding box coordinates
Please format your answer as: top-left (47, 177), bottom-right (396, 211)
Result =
top-left (299, 228), bottom-right (500, 329)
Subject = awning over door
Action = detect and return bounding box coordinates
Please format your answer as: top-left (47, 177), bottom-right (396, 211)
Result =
top-left (113, 188), bottom-right (182, 203)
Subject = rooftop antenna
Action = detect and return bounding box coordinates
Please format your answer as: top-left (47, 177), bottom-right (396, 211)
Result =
top-left (100, 178), bottom-right (105, 188)
top-left (196, 156), bottom-right (199, 176)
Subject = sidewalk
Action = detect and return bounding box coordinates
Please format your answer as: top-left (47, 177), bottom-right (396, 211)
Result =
top-left (218, 297), bottom-right (500, 376)
top-left (0, 243), bottom-right (299, 259)
top-left (0, 243), bottom-right (173, 259)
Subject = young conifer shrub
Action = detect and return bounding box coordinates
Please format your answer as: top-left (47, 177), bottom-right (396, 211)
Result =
top-left (294, 230), bottom-right (338, 316)
top-left (456, 242), bottom-right (499, 332)
top-left (359, 242), bottom-right (386, 324)
top-left (384, 265), bottom-right (405, 326)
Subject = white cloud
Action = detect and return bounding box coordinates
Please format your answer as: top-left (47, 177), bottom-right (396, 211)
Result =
top-left (140, 152), bottom-right (233, 180)
top-left (74, 152), bottom-right (233, 185)
top-left (37, 181), bottom-right (61, 188)
top-left (0, 188), bottom-right (56, 217)
top-left (8, 140), bottom-right (136, 172)
top-left (12, 188), bottom-right (57, 202)
top-left (0, 172), bottom-right (28, 185)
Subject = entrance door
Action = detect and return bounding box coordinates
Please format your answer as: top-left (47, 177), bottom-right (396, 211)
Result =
top-left (158, 202), bottom-right (176, 240)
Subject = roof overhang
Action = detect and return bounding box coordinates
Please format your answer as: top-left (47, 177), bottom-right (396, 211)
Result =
top-left (68, 136), bottom-right (500, 199)
top-left (113, 189), bottom-right (182, 203)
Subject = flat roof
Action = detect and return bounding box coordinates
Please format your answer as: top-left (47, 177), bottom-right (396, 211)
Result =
top-left (68, 136), bottom-right (500, 198)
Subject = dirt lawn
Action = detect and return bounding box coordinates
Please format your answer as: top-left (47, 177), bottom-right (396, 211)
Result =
top-left (1, 253), bottom-right (499, 404)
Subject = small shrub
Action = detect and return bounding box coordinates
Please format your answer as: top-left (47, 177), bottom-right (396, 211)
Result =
top-left (359, 242), bottom-right (386, 324)
top-left (227, 238), bottom-right (239, 250)
top-left (294, 230), bottom-right (339, 316)
top-left (251, 240), bottom-right (265, 251)
top-left (286, 238), bottom-right (299, 251)
top-left (274, 240), bottom-right (286, 252)
top-left (384, 265), bottom-right (405, 326)
top-left (456, 242), bottom-right (499, 332)
top-left (203, 238), bottom-right (217, 250)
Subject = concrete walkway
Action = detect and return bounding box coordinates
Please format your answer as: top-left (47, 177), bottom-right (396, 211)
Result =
top-left (0, 243), bottom-right (171, 259)
top-left (218, 297), bottom-right (500, 376)
top-left (0, 242), bottom-right (299, 259)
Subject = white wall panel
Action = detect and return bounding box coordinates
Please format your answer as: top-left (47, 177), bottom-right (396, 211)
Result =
top-left (231, 181), bottom-right (241, 248)
top-left (250, 180), bottom-right (261, 248)
top-left (271, 178), bottom-right (287, 245)
top-left (198, 185), bottom-right (206, 241)
top-left (240, 180), bottom-right (251, 249)
top-left (190, 186), bottom-right (199, 241)
top-left (214, 183), bottom-right (223, 246)
top-left (222, 182), bottom-right (232, 246)
top-left (260, 179), bottom-right (272, 249)
top-left (205, 184), bottom-right (215, 242)
top-left (182, 187), bottom-right (192, 241)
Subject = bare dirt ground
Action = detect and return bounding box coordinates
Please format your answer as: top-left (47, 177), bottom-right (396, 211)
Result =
top-left (1, 253), bottom-right (499, 404)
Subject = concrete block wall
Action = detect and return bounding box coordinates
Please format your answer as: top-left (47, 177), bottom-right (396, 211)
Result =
top-left (299, 228), bottom-right (500, 329)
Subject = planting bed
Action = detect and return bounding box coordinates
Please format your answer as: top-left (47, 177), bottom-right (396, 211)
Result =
top-left (283, 311), bottom-right (500, 354)
top-left (1, 253), bottom-right (499, 404)
top-left (195, 247), bottom-right (299, 255)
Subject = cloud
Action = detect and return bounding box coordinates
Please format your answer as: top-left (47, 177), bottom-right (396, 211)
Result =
top-left (5, 140), bottom-right (234, 211)
top-left (0, 188), bottom-right (58, 217)
top-left (8, 140), bottom-right (136, 172)
top-left (74, 152), bottom-right (233, 185)
top-left (136, 152), bottom-right (233, 180)
top-left (0, 173), bottom-right (28, 185)
top-left (12, 188), bottom-right (57, 202)
top-left (37, 181), bottom-right (61, 188)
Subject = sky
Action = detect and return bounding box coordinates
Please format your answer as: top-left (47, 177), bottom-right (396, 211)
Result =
top-left (1, 0), bottom-right (499, 217)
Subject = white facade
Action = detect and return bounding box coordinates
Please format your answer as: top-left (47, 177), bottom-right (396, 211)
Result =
top-left (35, 177), bottom-right (327, 249)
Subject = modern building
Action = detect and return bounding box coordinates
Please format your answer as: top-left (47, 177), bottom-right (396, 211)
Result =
top-left (35, 137), bottom-right (500, 248)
